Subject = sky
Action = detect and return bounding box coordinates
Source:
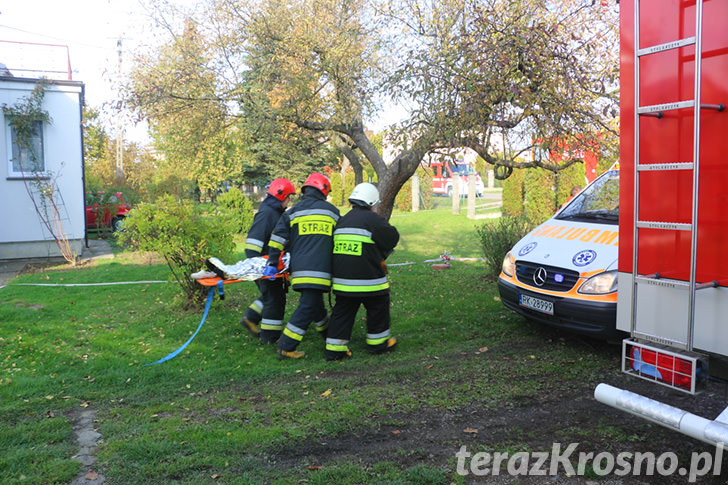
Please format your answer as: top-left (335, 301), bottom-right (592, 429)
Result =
top-left (0, 0), bottom-right (406, 145)
top-left (0, 0), bottom-right (155, 143)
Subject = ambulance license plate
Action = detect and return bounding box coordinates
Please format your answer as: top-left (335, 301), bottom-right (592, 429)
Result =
top-left (519, 294), bottom-right (553, 315)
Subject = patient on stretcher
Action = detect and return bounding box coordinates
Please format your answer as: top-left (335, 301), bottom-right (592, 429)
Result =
top-left (191, 253), bottom-right (290, 281)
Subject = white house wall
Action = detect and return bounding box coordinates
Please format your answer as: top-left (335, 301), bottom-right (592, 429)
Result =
top-left (0, 78), bottom-right (85, 259)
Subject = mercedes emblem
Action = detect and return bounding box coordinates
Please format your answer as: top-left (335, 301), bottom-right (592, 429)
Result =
top-left (533, 267), bottom-right (548, 287)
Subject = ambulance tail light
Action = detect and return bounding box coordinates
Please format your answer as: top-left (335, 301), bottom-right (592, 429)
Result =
top-left (622, 339), bottom-right (707, 394)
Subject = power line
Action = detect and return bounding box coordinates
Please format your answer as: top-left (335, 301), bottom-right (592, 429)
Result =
top-left (0, 23), bottom-right (115, 51)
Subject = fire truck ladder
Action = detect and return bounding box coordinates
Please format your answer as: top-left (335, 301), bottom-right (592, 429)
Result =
top-left (625, 0), bottom-right (725, 395)
top-left (595, 0), bottom-right (728, 448)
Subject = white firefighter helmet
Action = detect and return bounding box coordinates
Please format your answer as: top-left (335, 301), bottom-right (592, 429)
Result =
top-left (348, 183), bottom-right (380, 207)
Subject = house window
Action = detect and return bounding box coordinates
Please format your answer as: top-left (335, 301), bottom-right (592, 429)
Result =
top-left (8, 120), bottom-right (45, 176)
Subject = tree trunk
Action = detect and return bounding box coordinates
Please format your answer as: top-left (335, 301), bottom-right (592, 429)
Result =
top-left (344, 122), bottom-right (425, 220)
top-left (335, 135), bottom-right (363, 185)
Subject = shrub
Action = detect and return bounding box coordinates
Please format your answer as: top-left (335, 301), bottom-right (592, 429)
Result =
top-left (523, 168), bottom-right (555, 225)
top-left (476, 216), bottom-right (534, 280)
top-left (345, 172), bottom-right (357, 202)
top-left (217, 188), bottom-right (255, 234)
top-left (329, 169), bottom-right (356, 207)
top-left (554, 163), bottom-right (585, 209)
top-left (503, 164), bottom-right (586, 225)
top-left (117, 195), bottom-right (236, 308)
top-left (330, 170), bottom-right (362, 207)
top-left (395, 168), bottom-right (433, 212)
top-left (329, 170), bottom-right (344, 206)
top-left (501, 169), bottom-right (525, 218)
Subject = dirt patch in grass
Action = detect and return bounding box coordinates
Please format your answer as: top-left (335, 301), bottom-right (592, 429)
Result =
top-left (269, 338), bottom-right (728, 483)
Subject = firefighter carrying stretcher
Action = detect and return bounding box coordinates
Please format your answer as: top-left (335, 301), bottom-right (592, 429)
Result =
top-left (241, 177), bottom-right (296, 344)
top-left (325, 183), bottom-right (400, 361)
top-left (263, 173), bottom-right (340, 359)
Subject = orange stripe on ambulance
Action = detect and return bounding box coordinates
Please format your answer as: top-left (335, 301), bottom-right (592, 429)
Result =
top-left (532, 225), bottom-right (618, 246)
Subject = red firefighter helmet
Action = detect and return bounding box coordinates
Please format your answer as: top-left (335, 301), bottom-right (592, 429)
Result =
top-left (302, 172), bottom-right (331, 197)
top-left (267, 178), bottom-right (296, 201)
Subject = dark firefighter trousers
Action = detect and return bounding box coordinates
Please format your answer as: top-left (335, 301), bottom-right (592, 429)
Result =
top-left (277, 289), bottom-right (329, 351)
top-left (325, 292), bottom-right (391, 358)
top-left (243, 278), bottom-right (286, 342)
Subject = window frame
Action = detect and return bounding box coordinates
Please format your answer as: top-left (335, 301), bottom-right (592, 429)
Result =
top-left (6, 118), bottom-right (47, 178)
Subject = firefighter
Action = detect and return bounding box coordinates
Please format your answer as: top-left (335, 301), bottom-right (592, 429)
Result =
top-left (324, 183), bottom-right (400, 361)
top-left (241, 178), bottom-right (296, 344)
top-left (263, 173), bottom-right (340, 359)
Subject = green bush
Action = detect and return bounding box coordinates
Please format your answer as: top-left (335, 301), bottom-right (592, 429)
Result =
top-left (554, 163), bottom-right (585, 208)
top-left (330, 170), bottom-right (359, 207)
top-left (523, 168), bottom-right (555, 225)
top-left (501, 169), bottom-right (525, 218)
top-left (117, 195), bottom-right (236, 308)
top-left (344, 171), bottom-right (356, 204)
top-left (217, 188), bottom-right (255, 234)
top-left (329, 170), bottom-right (344, 206)
top-left (503, 163), bottom-right (586, 226)
top-left (476, 216), bottom-right (534, 279)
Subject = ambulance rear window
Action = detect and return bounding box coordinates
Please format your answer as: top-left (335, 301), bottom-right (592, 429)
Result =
top-left (556, 170), bottom-right (619, 224)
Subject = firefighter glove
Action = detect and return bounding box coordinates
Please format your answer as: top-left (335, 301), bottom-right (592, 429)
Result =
top-left (262, 266), bottom-right (278, 280)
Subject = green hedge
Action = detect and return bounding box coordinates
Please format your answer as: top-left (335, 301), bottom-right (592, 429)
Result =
top-left (330, 170), bottom-right (358, 207)
top-left (502, 163), bottom-right (585, 225)
top-left (331, 166), bottom-right (433, 212)
top-left (502, 168), bottom-right (525, 218)
top-left (476, 216), bottom-right (534, 279)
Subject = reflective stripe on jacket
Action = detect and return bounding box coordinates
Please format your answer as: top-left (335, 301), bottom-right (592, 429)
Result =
top-left (245, 195), bottom-right (285, 258)
top-left (331, 206), bottom-right (399, 296)
top-left (268, 189), bottom-right (340, 291)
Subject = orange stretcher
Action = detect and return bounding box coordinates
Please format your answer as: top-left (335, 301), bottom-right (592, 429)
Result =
top-left (196, 277), bottom-right (245, 286)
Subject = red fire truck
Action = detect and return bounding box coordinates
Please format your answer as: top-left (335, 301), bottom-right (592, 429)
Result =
top-left (430, 158), bottom-right (485, 197)
top-left (533, 138), bottom-right (600, 186)
top-left (595, 0), bottom-right (728, 446)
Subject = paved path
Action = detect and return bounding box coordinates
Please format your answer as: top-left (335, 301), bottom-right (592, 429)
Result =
top-left (0, 239), bottom-right (113, 288)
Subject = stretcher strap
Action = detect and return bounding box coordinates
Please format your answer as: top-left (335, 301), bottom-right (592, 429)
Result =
top-left (145, 285), bottom-right (220, 366)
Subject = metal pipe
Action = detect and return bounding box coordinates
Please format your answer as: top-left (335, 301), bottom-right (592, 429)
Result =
top-left (700, 103), bottom-right (725, 111)
top-left (696, 280), bottom-right (719, 290)
top-left (688, 0), bottom-right (705, 351)
top-left (631, 0), bottom-right (641, 336)
top-left (638, 111), bottom-right (663, 118)
top-left (595, 383), bottom-right (728, 446)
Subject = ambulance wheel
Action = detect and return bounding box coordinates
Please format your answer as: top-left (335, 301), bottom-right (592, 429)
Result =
top-left (447, 186), bottom-right (453, 198)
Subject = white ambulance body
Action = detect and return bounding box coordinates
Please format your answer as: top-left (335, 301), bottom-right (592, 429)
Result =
top-left (497, 167), bottom-right (622, 340)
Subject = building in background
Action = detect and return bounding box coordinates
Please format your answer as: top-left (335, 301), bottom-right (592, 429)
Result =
top-left (0, 63), bottom-right (85, 259)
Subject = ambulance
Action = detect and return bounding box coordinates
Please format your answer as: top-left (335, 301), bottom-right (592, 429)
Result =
top-left (497, 164), bottom-right (622, 340)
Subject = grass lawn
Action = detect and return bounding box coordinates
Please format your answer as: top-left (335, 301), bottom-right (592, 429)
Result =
top-left (1, 205), bottom-right (715, 484)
